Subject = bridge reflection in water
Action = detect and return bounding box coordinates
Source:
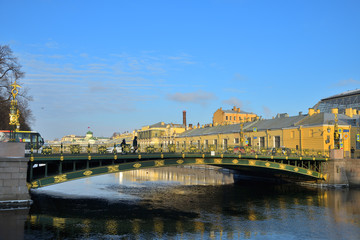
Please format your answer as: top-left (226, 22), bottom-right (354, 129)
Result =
top-left (118, 165), bottom-right (234, 185)
top-left (25, 166), bottom-right (360, 239)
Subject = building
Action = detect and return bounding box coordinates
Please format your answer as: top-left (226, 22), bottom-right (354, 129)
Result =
top-left (112, 130), bottom-right (137, 145)
top-left (212, 106), bottom-right (258, 125)
top-left (137, 122), bottom-right (186, 149)
top-left (59, 130), bottom-right (110, 145)
top-left (313, 89), bottom-right (360, 114)
top-left (176, 108), bottom-right (360, 158)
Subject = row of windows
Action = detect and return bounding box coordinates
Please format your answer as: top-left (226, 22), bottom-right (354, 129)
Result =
top-left (225, 116), bottom-right (243, 121)
top-left (174, 136), bottom-right (283, 148)
top-left (224, 116), bottom-right (257, 122)
top-left (289, 129), bottom-right (334, 138)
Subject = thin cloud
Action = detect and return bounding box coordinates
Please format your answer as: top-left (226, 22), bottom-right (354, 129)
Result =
top-left (232, 73), bottom-right (247, 81)
top-left (222, 97), bottom-right (243, 107)
top-left (332, 78), bottom-right (360, 87)
top-left (45, 41), bottom-right (59, 49)
top-left (167, 90), bottom-right (216, 105)
top-left (223, 88), bottom-right (246, 94)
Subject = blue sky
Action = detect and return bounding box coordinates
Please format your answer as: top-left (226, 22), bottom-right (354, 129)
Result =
top-left (2, 0), bottom-right (360, 140)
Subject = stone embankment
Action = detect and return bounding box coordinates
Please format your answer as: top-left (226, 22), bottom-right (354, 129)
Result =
top-left (321, 149), bottom-right (360, 188)
top-left (0, 142), bottom-right (31, 207)
top-left (345, 158), bottom-right (360, 187)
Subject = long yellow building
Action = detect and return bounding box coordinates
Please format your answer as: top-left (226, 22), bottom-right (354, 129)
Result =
top-left (176, 108), bottom-right (359, 158)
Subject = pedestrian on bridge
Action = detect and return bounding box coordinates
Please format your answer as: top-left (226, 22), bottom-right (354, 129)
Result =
top-left (133, 136), bottom-right (138, 153)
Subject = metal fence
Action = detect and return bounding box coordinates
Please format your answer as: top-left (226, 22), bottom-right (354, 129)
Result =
top-left (39, 143), bottom-right (330, 158)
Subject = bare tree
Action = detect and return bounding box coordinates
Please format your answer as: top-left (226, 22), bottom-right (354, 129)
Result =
top-left (0, 45), bottom-right (33, 130)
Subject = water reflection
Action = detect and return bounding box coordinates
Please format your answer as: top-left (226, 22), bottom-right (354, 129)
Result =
top-left (22, 166), bottom-right (360, 239)
top-left (118, 165), bottom-right (234, 186)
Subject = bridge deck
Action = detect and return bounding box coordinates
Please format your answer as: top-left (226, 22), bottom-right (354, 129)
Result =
top-left (27, 152), bottom-right (327, 189)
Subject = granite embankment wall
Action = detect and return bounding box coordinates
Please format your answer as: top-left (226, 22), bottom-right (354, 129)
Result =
top-left (323, 149), bottom-right (360, 187)
top-left (0, 142), bottom-right (30, 202)
top-left (345, 158), bottom-right (360, 187)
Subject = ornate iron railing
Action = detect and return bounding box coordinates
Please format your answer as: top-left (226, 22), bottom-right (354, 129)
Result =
top-left (34, 143), bottom-right (330, 158)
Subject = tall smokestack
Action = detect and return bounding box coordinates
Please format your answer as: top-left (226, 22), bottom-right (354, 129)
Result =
top-left (183, 110), bottom-right (187, 127)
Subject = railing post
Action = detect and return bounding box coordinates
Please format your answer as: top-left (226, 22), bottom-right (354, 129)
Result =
top-left (59, 161), bottom-right (62, 174)
top-left (29, 162), bottom-right (33, 182)
top-left (45, 163), bottom-right (48, 177)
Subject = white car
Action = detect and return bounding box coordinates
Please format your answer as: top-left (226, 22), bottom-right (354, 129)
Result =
top-left (106, 144), bottom-right (122, 153)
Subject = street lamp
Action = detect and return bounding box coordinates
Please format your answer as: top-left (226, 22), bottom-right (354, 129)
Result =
top-left (9, 80), bottom-right (21, 141)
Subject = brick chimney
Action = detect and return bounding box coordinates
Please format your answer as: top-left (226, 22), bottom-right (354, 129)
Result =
top-left (183, 110), bottom-right (187, 127)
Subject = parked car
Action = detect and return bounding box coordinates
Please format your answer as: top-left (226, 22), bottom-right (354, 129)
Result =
top-left (106, 144), bottom-right (122, 153)
top-left (270, 147), bottom-right (291, 155)
top-left (234, 146), bottom-right (245, 153)
top-left (234, 146), bottom-right (255, 154)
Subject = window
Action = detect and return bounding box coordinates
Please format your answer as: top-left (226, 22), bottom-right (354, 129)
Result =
top-left (223, 139), bottom-right (228, 149)
top-left (275, 136), bottom-right (281, 148)
top-left (205, 140), bottom-right (209, 149)
top-left (226, 116), bottom-right (228, 120)
top-left (214, 139), bottom-right (218, 149)
top-left (230, 116), bottom-right (232, 120)
top-left (247, 137), bottom-right (252, 146)
top-left (234, 138), bottom-right (239, 144)
top-left (260, 137), bottom-right (265, 148)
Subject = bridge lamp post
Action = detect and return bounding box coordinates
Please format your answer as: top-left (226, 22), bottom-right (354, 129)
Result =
top-left (334, 113), bottom-right (340, 149)
top-left (239, 124), bottom-right (244, 147)
top-left (9, 80), bottom-right (21, 141)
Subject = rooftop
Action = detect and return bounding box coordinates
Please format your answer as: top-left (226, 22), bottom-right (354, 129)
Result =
top-left (321, 89), bottom-right (360, 101)
top-left (177, 112), bottom-right (358, 138)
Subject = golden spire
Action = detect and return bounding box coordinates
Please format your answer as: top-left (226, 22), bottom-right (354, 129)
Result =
top-left (9, 80), bottom-right (21, 131)
top-left (10, 80), bottom-right (21, 100)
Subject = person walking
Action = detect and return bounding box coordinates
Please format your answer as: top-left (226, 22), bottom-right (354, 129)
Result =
top-left (133, 136), bottom-right (138, 153)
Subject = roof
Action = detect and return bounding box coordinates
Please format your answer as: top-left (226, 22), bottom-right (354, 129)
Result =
top-left (177, 115), bottom-right (306, 138)
top-left (223, 109), bottom-right (253, 114)
top-left (294, 112), bottom-right (357, 127)
top-left (321, 89), bottom-right (360, 101)
top-left (177, 112), bottom-right (358, 138)
top-left (147, 122), bottom-right (184, 129)
top-left (177, 123), bottom-right (252, 138)
top-left (252, 115), bottom-right (306, 131)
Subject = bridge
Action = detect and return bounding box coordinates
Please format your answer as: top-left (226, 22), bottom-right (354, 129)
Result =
top-left (27, 145), bottom-right (329, 189)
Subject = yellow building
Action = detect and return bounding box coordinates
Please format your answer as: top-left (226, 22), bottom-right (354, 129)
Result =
top-left (112, 130), bottom-right (137, 145)
top-left (176, 108), bottom-right (360, 158)
top-left (59, 130), bottom-right (110, 145)
top-left (213, 106), bottom-right (257, 125)
top-left (137, 122), bottom-right (186, 150)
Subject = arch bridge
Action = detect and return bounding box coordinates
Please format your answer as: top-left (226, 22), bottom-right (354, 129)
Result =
top-left (27, 147), bottom-right (328, 188)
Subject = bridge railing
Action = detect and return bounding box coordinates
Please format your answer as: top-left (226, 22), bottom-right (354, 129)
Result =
top-left (38, 143), bottom-right (330, 158)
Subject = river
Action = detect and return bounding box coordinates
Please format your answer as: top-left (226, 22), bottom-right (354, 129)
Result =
top-left (1, 166), bottom-right (360, 239)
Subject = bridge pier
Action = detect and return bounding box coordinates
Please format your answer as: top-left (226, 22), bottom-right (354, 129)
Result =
top-left (321, 149), bottom-right (349, 187)
top-left (0, 142), bottom-right (31, 207)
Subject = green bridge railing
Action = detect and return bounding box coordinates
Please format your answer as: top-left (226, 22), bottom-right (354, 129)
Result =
top-left (35, 143), bottom-right (330, 159)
